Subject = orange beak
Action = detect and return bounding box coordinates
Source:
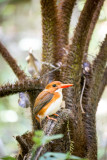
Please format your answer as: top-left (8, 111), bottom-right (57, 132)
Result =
top-left (59, 83), bottom-right (73, 89)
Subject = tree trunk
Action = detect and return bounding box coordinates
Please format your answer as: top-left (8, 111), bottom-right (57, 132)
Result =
top-left (0, 0), bottom-right (107, 160)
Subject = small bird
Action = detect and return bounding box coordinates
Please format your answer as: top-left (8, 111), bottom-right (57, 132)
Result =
top-left (33, 81), bottom-right (73, 123)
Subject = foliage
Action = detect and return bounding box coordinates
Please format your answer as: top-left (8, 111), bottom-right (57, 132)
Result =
top-left (1, 156), bottom-right (16, 160)
top-left (32, 130), bottom-right (87, 160)
top-left (32, 130), bottom-right (63, 150)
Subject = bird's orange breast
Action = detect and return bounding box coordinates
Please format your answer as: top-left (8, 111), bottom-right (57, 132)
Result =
top-left (35, 92), bottom-right (60, 121)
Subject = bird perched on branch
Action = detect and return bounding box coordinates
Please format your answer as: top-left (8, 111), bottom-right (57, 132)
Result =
top-left (33, 81), bottom-right (73, 123)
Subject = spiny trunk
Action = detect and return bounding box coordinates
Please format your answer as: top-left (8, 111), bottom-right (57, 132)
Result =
top-left (0, 0), bottom-right (107, 160)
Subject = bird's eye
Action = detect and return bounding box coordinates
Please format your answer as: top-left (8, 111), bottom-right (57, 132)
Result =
top-left (52, 84), bottom-right (56, 87)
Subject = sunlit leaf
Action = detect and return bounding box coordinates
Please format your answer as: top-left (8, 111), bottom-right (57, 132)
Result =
top-left (34, 130), bottom-right (44, 137)
top-left (42, 134), bottom-right (63, 145)
top-left (33, 131), bottom-right (63, 147)
top-left (32, 137), bottom-right (41, 145)
top-left (1, 156), bottom-right (16, 160)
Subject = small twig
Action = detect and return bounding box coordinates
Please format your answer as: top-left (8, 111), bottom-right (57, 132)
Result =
top-left (0, 41), bottom-right (27, 80)
top-left (41, 66), bottom-right (60, 78)
top-left (34, 146), bottom-right (44, 160)
top-left (42, 62), bottom-right (57, 69)
top-left (63, 47), bottom-right (69, 55)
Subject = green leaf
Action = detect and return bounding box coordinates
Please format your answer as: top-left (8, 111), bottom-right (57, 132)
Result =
top-left (32, 137), bottom-right (42, 146)
top-left (1, 156), bottom-right (16, 160)
top-left (33, 131), bottom-right (63, 146)
top-left (34, 130), bottom-right (44, 137)
top-left (32, 130), bottom-right (44, 147)
top-left (39, 152), bottom-right (88, 160)
top-left (42, 134), bottom-right (63, 145)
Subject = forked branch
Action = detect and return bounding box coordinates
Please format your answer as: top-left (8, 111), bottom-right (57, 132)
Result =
top-left (61, 0), bottom-right (104, 102)
top-left (64, 0), bottom-right (105, 85)
top-left (61, 0), bottom-right (105, 111)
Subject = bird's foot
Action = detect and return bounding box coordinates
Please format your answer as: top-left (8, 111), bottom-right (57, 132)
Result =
top-left (46, 115), bottom-right (57, 121)
top-left (53, 114), bottom-right (59, 117)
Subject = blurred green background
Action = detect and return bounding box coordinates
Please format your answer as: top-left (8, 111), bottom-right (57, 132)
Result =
top-left (0, 0), bottom-right (107, 159)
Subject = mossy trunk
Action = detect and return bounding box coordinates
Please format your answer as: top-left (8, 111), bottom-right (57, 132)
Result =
top-left (0, 0), bottom-right (107, 160)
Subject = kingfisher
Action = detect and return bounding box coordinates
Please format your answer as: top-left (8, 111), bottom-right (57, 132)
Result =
top-left (33, 81), bottom-right (73, 123)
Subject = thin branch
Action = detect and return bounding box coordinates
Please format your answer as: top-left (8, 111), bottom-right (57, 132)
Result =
top-left (98, 67), bottom-right (107, 101)
top-left (0, 79), bottom-right (42, 98)
top-left (0, 41), bottom-right (27, 80)
top-left (41, 0), bottom-right (58, 83)
top-left (83, 0), bottom-right (104, 61)
top-left (80, 76), bottom-right (86, 113)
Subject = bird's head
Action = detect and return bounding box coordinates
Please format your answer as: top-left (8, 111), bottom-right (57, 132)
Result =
top-left (45, 81), bottom-right (73, 93)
